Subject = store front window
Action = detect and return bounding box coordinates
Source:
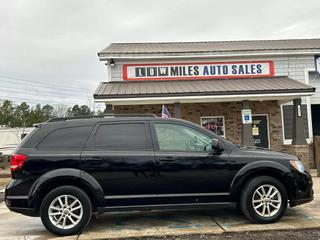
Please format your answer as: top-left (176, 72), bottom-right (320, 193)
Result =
top-left (282, 105), bottom-right (309, 143)
top-left (200, 116), bottom-right (225, 138)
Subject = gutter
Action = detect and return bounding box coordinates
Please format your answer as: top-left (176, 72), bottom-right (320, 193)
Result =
top-left (94, 91), bottom-right (315, 105)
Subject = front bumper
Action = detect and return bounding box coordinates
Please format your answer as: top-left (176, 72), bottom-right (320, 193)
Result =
top-left (289, 170), bottom-right (314, 207)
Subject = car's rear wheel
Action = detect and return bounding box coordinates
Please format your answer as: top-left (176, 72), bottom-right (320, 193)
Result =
top-left (240, 176), bottom-right (287, 223)
top-left (40, 186), bottom-right (92, 236)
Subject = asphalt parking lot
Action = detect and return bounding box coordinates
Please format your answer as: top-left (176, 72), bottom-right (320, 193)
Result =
top-left (0, 171), bottom-right (319, 240)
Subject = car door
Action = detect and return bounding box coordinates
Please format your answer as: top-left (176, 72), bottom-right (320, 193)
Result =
top-left (150, 121), bottom-right (230, 202)
top-left (80, 121), bottom-right (156, 202)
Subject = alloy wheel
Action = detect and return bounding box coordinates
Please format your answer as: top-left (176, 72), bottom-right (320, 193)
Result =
top-left (48, 194), bottom-right (83, 229)
top-left (252, 184), bottom-right (282, 217)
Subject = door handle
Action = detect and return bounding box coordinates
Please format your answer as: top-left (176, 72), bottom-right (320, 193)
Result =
top-left (158, 157), bottom-right (175, 162)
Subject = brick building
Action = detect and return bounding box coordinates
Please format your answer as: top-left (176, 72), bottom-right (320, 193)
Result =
top-left (93, 39), bottom-right (320, 168)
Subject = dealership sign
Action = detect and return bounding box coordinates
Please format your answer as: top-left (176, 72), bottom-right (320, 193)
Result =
top-left (123, 61), bottom-right (274, 81)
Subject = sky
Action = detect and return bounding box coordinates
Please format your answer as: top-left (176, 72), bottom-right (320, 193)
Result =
top-left (1, 0), bottom-right (320, 110)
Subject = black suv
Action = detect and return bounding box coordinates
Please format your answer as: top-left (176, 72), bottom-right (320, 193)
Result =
top-left (5, 115), bottom-right (313, 236)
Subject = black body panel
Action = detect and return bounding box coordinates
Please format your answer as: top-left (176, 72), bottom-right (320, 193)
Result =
top-left (5, 117), bottom-right (313, 216)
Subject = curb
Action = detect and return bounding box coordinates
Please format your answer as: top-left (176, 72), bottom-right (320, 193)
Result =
top-left (0, 170), bottom-right (11, 178)
top-left (0, 168), bottom-right (10, 179)
top-left (75, 227), bottom-right (320, 240)
top-left (0, 174), bottom-right (11, 178)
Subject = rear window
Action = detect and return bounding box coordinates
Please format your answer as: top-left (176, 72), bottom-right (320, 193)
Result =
top-left (17, 127), bottom-right (39, 149)
top-left (37, 126), bottom-right (92, 150)
top-left (94, 123), bottom-right (147, 150)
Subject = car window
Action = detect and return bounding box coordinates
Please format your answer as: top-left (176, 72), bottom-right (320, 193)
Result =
top-left (154, 123), bottom-right (212, 152)
top-left (18, 127), bottom-right (39, 148)
top-left (94, 123), bottom-right (147, 150)
top-left (37, 126), bottom-right (92, 150)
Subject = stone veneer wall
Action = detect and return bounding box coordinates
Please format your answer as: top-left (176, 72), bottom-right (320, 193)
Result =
top-left (283, 145), bottom-right (310, 170)
top-left (114, 101), bottom-right (315, 167)
top-left (114, 100), bottom-right (284, 151)
top-left (114, 101), bottom-right (314, 167)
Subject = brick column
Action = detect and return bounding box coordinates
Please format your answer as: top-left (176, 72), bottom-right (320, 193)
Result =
top-left (292, 98), bottom-right (307, 145)
top-left (288, 98), bottom-right (309, 169)
top-left (104, 104), bottom-right (113, 114)
top-left (314, 136), bottom-right (320, 176)
top-left (174, 102), bottom-right (181, 118)
top-left (241, 100), bottom-right (254, 146)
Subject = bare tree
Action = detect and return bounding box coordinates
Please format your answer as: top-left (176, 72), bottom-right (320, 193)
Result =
top-left (52, 104), bottom-right (69, 118)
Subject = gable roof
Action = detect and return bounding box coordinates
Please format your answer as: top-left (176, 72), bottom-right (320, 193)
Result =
top-left (98, 38), bottom-right (320, 58)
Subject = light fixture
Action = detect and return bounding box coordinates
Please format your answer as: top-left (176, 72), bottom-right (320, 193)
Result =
top-left (297, 104), bottom-right (301, 117)
top-left (110, 59), bottom-right (115, 67)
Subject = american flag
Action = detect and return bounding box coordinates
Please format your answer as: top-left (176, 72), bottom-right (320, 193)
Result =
top-left (161, 105), bottom-right (171, 118)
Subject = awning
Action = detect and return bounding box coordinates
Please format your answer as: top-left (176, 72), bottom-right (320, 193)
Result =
top-left (94, 77), bottom-right (315, 105)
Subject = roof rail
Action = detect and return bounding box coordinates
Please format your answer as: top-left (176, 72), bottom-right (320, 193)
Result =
top-left (103, 113), bottom-right (158, 117)
top-left (47, 113), bottom-right (158, 122)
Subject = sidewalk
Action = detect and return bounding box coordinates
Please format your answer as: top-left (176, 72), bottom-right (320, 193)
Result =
top-left (0, 169), bottom-right (10, 178)
top-left (0, 169), bottom-right (10, 190)
top-left (0, 170), bottom-right (318, 239)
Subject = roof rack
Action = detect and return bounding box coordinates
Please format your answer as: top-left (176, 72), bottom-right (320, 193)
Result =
top-left (47, 113), bottom-right (158, 122)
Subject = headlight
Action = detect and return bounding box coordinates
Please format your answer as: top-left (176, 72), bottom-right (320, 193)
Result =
top-left (290, 160), bottom-right (305, 173)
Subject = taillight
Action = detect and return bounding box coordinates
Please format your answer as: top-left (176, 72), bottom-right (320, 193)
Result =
top-left (10, 154), bottom-right (27, 171)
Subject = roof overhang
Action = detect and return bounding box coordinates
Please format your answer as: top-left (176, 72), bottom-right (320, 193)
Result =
top-left (93, 77), bottom-right (315, 105)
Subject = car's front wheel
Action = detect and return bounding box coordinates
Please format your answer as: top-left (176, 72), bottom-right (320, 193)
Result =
top-left (40, 186), bottom-right (92, 236)
top-left (240, 176), bottom-right (288, 223)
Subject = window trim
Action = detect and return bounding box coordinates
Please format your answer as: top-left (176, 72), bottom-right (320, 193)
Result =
top-left (200, 116), bottom-right (226, 138)
top-left (150, 121), bottom-right (219, 153)
top-left (85, 121), bottom-right (152, 151)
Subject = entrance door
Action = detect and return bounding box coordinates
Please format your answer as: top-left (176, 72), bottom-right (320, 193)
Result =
top-left (252, 115), bottom-right (269, 148)
top-left (311, 105), bottom-right (320, 136)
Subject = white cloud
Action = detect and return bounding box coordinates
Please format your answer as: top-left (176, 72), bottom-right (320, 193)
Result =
top-left (0, 0), bottom-right (320, 106)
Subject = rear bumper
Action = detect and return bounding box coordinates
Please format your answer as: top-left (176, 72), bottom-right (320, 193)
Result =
top-left (5, 179), bottom-right (39, 217)
top-left (7, 206), bottom-right (38, 217)
top-left (289, 170), bottom-right (314, 207)
top-left (5, 195), bottom-right (39, 217)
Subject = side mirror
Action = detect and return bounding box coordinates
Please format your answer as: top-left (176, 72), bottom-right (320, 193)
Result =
top-left (212, 139), bottom-right (224, 153)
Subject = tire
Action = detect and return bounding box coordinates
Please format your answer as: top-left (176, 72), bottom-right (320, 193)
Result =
top-left (40, 186), bottom-right (92, 236)
top-left (240, 176), bottom-right (288, 224)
